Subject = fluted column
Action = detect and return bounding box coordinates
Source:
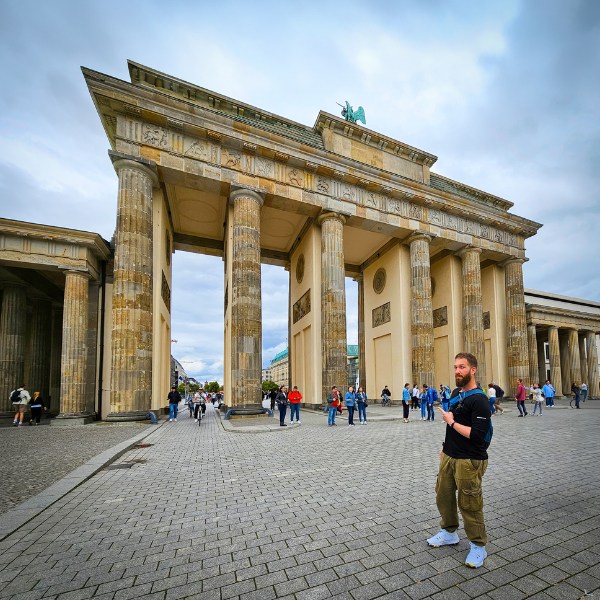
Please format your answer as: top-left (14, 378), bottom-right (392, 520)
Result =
top-left (585, 332), bottom-right (599, 398)
top-left (107, 156), bottom-right (157, 420)
top-left (409, 233), bottom-right (434, 386)
top-left (560, 331), bottom-right (571, 394)
top-left (356, 274), bottom-right (366, 391)
top-left (230, 188), bottom-right (263, 407)
top-left (527, 324), bottom-right (539, 386)
top-left (28, 298), bottom-right (51, 400)
top-left (504, 259), bottom-right (530, 384)
top-left (537, 334), bottom-right (547, 385)
top-left (458, 247), bottom-right (485, 383)
top-left (318, 212), bottom-right (347, 401)
top-left (0, 284), bottom-right (27, 415)
top-left (567, 328), bottom-right (582, 388)
top-left (48, 303), bottom-right (63, 414)
top-left (57, 271), bottom-right (90, 420)
top-left (286, 263), bottom-right (292, 390)
top-left (578, 333), bottom-right (588, 385)
top-left (547, 326), bottom-right (562, 395)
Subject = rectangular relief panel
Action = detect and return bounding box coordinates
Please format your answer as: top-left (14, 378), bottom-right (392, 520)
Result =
top-left (372, 302), bottom-right (391, 328)
top-left (293, 289), bottom-right (311, 324)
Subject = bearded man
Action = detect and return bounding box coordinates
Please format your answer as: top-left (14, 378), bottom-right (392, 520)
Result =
top-left (426, 352), bottom-right (492, 568)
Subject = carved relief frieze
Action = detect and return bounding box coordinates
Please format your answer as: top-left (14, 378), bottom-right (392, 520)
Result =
top-left (483, 311), bottom-right (491, 330)
top-left (365, 192), bottom-right (379, 209)
top-left (293, 289), bottom-right (311, 324)
top-left (433, 306), bottom-right (448, 328)
top-left (256, 157), bottom-right (274, 178)
top-left (316, 176), bottom-right (330, 194)
top-left (142, 124), bottom-right (168, 148)
top-left (223, 148), bottom-right (241, 168)
top-left (341, 184), bottom-right (355, 201)
top-left (288, 167), bottom-right (304, 187)
top-left (409, 203), bottom-right (422, 220)
top-left (372, 302), bottom-right (391, 328)
top-left (185, 140), bottom-right (209, 159)
top-left (428, 208), bottom-right (443, 226)
top-left (161, 271), bottom-right (171, 313)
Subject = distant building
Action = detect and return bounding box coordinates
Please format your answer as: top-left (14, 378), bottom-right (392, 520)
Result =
top-left (261, 367), bottom-right (272, 383)
top-left (170, 356), bottom-right (188, 387)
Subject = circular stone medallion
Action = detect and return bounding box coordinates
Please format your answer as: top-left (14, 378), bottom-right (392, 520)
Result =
top-left (296, 254), bottom-right (305, 284)
top-left (373, 268), bottom-right (386, 294)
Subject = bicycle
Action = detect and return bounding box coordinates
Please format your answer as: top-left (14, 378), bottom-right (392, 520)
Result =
top-left (570, 396), bottom-right (583, 408)
top-left (381, 394), bottom-right (391, 407)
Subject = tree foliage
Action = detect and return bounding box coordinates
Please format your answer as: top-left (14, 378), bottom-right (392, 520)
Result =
top-left (262, 380), bottom-right (279, 393)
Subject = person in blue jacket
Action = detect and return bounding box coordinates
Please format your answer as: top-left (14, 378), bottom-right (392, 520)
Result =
top-left (356, 386), bottom-right (368, 425)
top-left (345, 386), bottom-right (357, 426)
top-left (402, 383), bottom-right (411, 422)
top-left (426, 384), bottom-right (438, 421)
top-left (420, 386), bottom-right (428, 420)
top-left (440, 384), bottom-right (451, 412)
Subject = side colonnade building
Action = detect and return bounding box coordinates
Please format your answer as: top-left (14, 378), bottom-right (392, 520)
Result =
top-left (1, 61), bottom-right (599, 421)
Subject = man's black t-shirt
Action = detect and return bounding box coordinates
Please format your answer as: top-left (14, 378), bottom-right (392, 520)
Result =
top-left (443, 389), bottom-right (492, 460)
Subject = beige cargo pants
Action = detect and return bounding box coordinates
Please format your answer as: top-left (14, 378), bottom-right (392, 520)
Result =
top-left (436, 453), bottom-right (488, 546)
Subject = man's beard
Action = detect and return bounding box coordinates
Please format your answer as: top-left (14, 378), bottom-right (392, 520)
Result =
top-left (455, 372), bottom-right (472, 388)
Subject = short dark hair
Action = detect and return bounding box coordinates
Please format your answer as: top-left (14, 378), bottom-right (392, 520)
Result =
top-left (455, 352), bottom-right (478, 368)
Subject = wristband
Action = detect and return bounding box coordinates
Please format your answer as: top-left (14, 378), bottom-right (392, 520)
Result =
top-left (450, 421), bottom-right (456, 429)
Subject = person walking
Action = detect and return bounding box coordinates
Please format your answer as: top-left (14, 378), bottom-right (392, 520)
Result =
top-left (581, 382), bottom-right (588, 403)
top-left (270, 388), bottom-right (277, 412)
top-left (356, 386), bottom-right (368, 424)
top-left (276, 386), bottom-right (289, 426)
top-left (288, 385), bottom-right (302, 424)
top-left (487, 383), bottom-right (497, 415)
top-left (167, 386), bottom-right (181, 421)
top-left (29, 391), bottom-right (45, 425)
top-left (427, 352), bottom-right (492, 569)
top-left (515, 378), bottom-right (528, 417)
top-left (402, 383), bottom-right (411, 422)
top-left (542, 380), bottom-right (555, 407)
top-left (326, 386), bottom-right (340, 426)
top-left (531, 383), bottom-right (543, 415)
top-left (571, 382), bottom-right (581, 409)
top-left (11, 385), bottom-right (31, 426)
top-left (491, 382), bottom-right (505, 414)
top-left (345, 386), bottom-right (357, 426)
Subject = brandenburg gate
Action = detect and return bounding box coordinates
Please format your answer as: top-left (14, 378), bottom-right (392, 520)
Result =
top-left (2, 61), bottom-right (598, 421)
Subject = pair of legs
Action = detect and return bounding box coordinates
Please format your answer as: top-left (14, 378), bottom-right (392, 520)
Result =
top-left (426, 404), bottom-right (435, 421)
top-left (420, 402), bottom-right (427, 419)
top-left (328, 406), bottom-right (337, 426)
top-left (411, 397), bottom-right (419, 409)
top-left (402, 401), bottom-right (409, 421)
top-left (278, 404), bottom-right (287, 425)
top-left (289, 403), bottom-right (300, 422)
top-left (193, 404), bottom-right (202, 420)
top-left (347, 405), bottom-right (355, 425)
top-left (429, 454), bottom-right (488, 567)
top-left (169, 403), bottom-right (179, 420)
top-left (517, 400), bottom-right (528, 416)
top-left (13, 405), bottom-right (27, 425)
top-left (357, 403), bottom-right (367, 423)
top-left (532, 401), bottom-right (543, 415)
top-left (30, 407), bottom-right (43, 424)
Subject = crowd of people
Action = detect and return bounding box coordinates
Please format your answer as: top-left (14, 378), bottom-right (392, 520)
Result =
top-left (167, 386), bottom-right (224, 422)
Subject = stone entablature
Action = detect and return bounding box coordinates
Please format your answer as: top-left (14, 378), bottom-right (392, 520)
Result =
top-left (83, 64), bottom-right (541, 260)
top-left (0, 219), bottom-right (111, 281)
top-left (526, 306), bottom-right (600, 332)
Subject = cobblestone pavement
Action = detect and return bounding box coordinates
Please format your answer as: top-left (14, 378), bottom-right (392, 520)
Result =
top-left (0, 423), bottom-right (149, 516)
top-left (0, 403), bottom-right (598, 600)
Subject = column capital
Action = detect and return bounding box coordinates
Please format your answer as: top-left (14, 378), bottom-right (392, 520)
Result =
top-left (317, 211), bottom-right (346, 226)
top-left (353, 273), bottom-right (364, 283)
top-left (457, 245), bottom-right (482, 259)
top-left (109, 151), bottom-right (158, 186)
top-left (406, 231), bottom-right (434, 245)
top-left (500, 256), bottom-right (528, 268)
top-left (60, 268), bottom-right (91, 280)
top-left (229, 186), bottom-right (264, 206)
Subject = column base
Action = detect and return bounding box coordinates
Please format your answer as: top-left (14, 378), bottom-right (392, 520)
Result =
top-left (52, 413), bottom-right (95, 426)
top-left (104, 410), bottom-right (151, 422)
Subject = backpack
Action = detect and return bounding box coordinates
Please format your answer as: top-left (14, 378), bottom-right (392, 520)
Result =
top-left (450, 389), bottom-right (493, 448)
top-left (10, 389), bottom-right (21, 403)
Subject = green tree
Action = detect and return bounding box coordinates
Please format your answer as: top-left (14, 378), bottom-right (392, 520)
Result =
top-left (262, 380), bottom-right (279, 393)
top-left (206, 381), bottom-right (220, 393)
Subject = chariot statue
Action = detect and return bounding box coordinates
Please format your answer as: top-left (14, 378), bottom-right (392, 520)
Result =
top-left (338, 101), bottom-right (366, 125)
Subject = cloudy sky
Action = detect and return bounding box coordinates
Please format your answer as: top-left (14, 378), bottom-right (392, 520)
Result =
top-left (1, 0), bottom-right (599, 384)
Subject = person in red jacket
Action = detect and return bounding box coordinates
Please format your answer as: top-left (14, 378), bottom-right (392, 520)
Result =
top-left (288, 386), bottom-right (302, 424)
top-left (515, 378), bottom-right (528, 417)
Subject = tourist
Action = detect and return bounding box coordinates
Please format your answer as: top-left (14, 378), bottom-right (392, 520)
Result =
top-left (167, 385), bottom-right (181, 421)
top-left (581, 382), bottom-right (588, 403)
top-left (427, 384), bottom-right (438, 421)
top-left (571, 382), bottom-right (581, 409)
top-left (411, 383), bottom-right (420, 410)
top-left (10, 385), bottom-right (31, 426)
top-left (381, 385), bottom-right (391, 406)
top-left (531, 383), bottom-right (543, 415)
top-left (491, 382), bottom-right (505, 413)
top-left (427, 352), bottom-right (492, 569)
top-left (276, 386), bottom-right (289, 426)
top-left (356, 386), bottom-right (368, 424)
top-left (345, 386), bottom-right (357, 426)
top-left (270, 388), bottom-right (277, 412)
top-left (542, 379), bottom-right (555, 407)
top-left (420, 386), bottom-right (428, 421)
top-left (326, 386), bottom-right (340, 426)
top-left (487, 383), bottom-right (497, 414)
top-left (193, 390), bottom-right (203, 421)
top-left (515, 378), bottom-right (528, 417)
top-left (440, 384), bottom-right (451, 412)
top-left (29, 391), bottom-right (45, 425)
top-left (288, 385), bottom-right (302, 424)
top-left (402, 383), bottom-right (411, 422)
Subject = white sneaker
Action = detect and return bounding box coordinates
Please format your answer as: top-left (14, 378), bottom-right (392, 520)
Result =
top-left (465, 542), bottom-right (487, 568)
top-left (297, 421), bottom-right (301, 425)
top-left (290, 421), bottom-right (294, 425)
top-left (169, 418), bottom-right (173, 422)
top-left (174, 418), bottom-right (177, 422)
top-left (427, 529), bottom-right (460, 547)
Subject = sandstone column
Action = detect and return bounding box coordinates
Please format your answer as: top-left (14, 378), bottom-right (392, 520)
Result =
top-left (537, 334), bottom-right (547, 385)
top-left (458, 247), bottom-right (485, 383)
top-left (559, 330), bottom-right (571, 394)
top-left (286, 263), bottom-right (292, 390)
top-left (229, 188), bottom-right (264, 407)
top-left (48, 303), bottom-right (63, 414)
top-left (547, 326), bottom-right (562, 395)
top-left (107, 155), bottom-right (157, 420)
top-left (527, 324), bottom-right (539, 386)
top-left (28, 298), bottom-right (51, 400)
top-left (567, 328), bottom-right (582, 387)
top-left (578, 333), bottom-right (588, 385)
top-left (504, 259), bottom-right (530, 385)
top-left (56, 270), bottom-right (91, 422)
top-left (0, 284), bottom-right (27, 415)
top-left (585, 331), bottom-right (599, 398)
top-left (356, 274), bottom-right (366, 391)
top-left (318, 212), bottom-right (347, 401)
top-left (409, 233), bottom-right (434, 387)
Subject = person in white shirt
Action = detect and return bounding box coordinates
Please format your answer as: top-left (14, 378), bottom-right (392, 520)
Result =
top-left (531, 383), bottom-right (543, 415)
top-left (10, 386), bottom-right (31, 426)
top-left (487, 384), bottom-right (497, 414)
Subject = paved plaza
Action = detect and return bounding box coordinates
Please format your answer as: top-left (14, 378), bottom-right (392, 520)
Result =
top-left (0, 402), bottom-right (598, 600)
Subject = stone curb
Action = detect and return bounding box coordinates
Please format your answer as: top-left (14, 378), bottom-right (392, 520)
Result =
top-left (0, 420), bottom-right (166, 541)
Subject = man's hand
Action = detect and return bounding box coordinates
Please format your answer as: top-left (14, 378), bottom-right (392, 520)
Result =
top-left (438, 406), bottom-right (454, 426)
